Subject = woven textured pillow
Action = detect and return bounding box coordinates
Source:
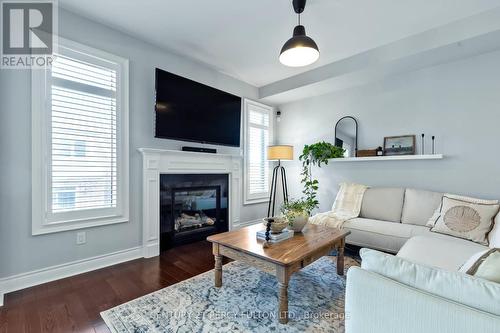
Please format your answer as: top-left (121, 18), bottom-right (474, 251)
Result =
top-left (431, 195), bottom-right (499, 245)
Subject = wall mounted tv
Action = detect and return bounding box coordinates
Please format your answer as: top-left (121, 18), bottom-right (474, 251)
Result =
top-left (154, 68), bottom-right (242, 147)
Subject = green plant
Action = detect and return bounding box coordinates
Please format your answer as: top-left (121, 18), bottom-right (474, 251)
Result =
top-left (280, 198), bottom-right (313, 224)
top-left (299, 141), bottom-right (345, 211)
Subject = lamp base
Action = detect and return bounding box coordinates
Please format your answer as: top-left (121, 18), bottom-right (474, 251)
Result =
top-left (267, 160), bottom-right (289, 218)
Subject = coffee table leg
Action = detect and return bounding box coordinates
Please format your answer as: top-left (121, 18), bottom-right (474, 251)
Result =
top-left (337, 238), bottom-right (345, 276)
top-left (276, 266), bottom-right (290, 324)
top-left (278, 282), bottom-right (288, 323)
top-left (214, 254), bottom-right (223, 287)
top-left (213, 243), bottom-right (222, 287)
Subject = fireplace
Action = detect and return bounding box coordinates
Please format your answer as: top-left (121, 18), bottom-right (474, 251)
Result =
top-left (160, 174), bottom-right (229, 250)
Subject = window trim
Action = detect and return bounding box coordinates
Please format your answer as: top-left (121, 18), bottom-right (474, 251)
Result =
top-left (243, 98), bottom-right (274, 205)
top-left (32, 37), bottom-right (129, 235)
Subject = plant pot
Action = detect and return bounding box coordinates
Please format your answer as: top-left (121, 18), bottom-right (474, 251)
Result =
top-left (288, 212), bottom-right (309, 232)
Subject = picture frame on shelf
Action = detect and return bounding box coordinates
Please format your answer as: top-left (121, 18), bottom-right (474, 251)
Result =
top-left (383, 135), bottom-right (416, 156)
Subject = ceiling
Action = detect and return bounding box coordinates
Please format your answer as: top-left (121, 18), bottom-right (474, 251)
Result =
top-left (59, 0), bottom-right (500, 87)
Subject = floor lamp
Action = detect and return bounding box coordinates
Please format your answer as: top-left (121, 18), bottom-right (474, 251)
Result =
top-left (267, 145), bottom-right (294, 217)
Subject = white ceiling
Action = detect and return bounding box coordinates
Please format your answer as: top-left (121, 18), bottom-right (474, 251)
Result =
top-left (60, 0), bottom-right (500, 87)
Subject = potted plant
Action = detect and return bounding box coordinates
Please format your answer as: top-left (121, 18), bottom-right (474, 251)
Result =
top-left (299, 141), bottom-right (345, 211)
top-left (281, 198), bottom-right (316, 232)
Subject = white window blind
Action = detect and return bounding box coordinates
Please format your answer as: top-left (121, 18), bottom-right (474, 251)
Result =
top-left (32, 38), bottom-right (129, 235)
top-left (50, 55), bottom-right (117, 213)
top-left (244, 100), bottom-right (273, 204)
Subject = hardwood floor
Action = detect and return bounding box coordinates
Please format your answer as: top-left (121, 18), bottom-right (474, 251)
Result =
top-left (0, 241), bottom-right (225, 333)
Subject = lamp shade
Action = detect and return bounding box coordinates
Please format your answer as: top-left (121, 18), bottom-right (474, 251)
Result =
top-left (267, 145), bottom-right (294, 161)
top-left (279, 25), bottom-right (319, 67)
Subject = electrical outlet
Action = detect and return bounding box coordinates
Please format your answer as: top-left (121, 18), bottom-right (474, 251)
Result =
top-left (76, 232), bottom-right (86, 245)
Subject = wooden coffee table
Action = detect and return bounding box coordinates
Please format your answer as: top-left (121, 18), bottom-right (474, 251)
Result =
top-left (207, 223), bottom-right (350, 324)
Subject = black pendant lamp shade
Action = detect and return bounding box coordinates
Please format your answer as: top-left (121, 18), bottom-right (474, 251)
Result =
top-left (279, 0), bottom-right (319, 67)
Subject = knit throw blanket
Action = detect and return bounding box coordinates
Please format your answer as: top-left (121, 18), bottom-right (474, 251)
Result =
top-left (309, 182), bottom-right (368, 229)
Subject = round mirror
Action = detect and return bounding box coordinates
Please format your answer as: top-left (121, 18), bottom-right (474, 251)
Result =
top-left (335, 116), bottom-right (358, 157)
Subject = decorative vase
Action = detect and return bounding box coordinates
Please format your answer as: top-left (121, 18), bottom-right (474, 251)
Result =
top-left (288, 211), bottom-right (309, 232)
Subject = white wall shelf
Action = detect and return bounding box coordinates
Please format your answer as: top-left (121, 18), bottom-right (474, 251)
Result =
top-left (330, 154), bottom-right (444, 162)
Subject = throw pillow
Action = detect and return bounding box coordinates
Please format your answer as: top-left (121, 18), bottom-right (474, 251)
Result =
top-left (488, 213), bottom-right (500, 248)
top-left (459, 249), bottom-right (489, 273)
top-left (461, 249), bottom-right (500, 284)
top-left (426, 193), bottom-right (499, 228)
top-left (430, 195), bottom-right (500, 245)
top-left (426, 206), bottom-right (442, 228)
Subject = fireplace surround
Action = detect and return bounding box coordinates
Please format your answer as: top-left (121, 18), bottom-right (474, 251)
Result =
top-left (139, 148), bottom-right (242, 258)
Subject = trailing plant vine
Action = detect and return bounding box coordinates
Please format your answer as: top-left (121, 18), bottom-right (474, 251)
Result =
top-left (299, 141), bottom-right (345, 212)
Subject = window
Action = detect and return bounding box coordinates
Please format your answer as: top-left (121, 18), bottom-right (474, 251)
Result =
top-left (243, 99), bottom-right (274, 204)
top-left (32, 38), bottom-right (129, 235)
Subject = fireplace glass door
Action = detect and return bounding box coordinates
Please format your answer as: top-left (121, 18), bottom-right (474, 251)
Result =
top-left (172, 186), bottom-right (220, 234)
top-left (159, 173), bottom-right (229, 250)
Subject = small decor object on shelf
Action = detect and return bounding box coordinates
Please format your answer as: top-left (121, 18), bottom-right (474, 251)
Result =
top-left (383, 135), bottom-right (416, 156)
top-left (357, 149), bottom-right (377, 157)
top-left (432, 136), bottom-right (436, 154)
top-left (421, 133), bottom-right (425, 155)
top-left (281, 198), bottom-right (311, 232)
top-left (376, 146), bottom-right (384, 156)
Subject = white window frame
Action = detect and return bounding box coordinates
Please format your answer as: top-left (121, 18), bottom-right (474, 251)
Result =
top-left (243, 98), bottom-right (274, 205)
top-left (31, 37), bottom-right (129, 235)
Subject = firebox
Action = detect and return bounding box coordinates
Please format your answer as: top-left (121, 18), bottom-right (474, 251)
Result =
top-left (160, 174), bottom-right (229, 250)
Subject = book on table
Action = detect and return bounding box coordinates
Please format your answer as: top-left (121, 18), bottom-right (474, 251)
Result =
top-left (256, 229), bottom-right (294, 242)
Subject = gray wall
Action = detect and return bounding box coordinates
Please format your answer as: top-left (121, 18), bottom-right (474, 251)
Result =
top-left (0, 9), bottom-right (268, 278)
top-left (277, 49), bottom-right (500, 213)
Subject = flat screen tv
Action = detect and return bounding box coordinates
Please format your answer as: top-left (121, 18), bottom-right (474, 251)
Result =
top-left (155, 68), bottom-right (242, 147)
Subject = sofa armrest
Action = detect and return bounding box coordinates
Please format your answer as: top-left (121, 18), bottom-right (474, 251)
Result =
top-left (345, 267), bottom-right (500, 333)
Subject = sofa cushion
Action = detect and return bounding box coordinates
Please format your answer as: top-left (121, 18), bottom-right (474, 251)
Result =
top-left (401, 188), bottom-right (443, 226)
top-left (360, 187), bottom-right (405, 222)
top-left (397, 235), bottom-right (488, 271)
top-left (431, 195), bottom-right (499, 245)
top-left (344, 218), bottom-right (430, 253)
top-left (361, 248), bottom-right (500, 316)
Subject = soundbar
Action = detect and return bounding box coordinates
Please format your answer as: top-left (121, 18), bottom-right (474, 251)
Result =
top-left (182, 146), bottom-right (217, 154)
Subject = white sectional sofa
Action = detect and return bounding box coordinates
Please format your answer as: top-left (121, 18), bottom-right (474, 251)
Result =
top-left (343, 187), bottom-right (500, 333)
top-left (343, 187), bottom-right (496, 254)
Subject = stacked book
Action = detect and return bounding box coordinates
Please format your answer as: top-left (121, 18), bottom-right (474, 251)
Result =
top-left (256, 229), bottom-right (294, 243)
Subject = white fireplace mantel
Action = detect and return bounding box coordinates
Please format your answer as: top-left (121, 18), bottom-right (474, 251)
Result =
top-left (138, 148), bottom-right (243, 258)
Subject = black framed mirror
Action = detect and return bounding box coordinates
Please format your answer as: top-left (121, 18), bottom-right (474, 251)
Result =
top-left (334, 116), bottom-right (358, 157)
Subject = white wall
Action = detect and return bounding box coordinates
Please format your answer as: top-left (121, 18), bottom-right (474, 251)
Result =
top-left (0, 9), bottom-right (268, 278)
top-left (277, 49), bottom-right (500, 213)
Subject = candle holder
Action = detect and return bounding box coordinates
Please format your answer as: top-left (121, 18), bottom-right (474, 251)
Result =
top-left (421, 133), bottom-right (425, 155)
top-left (263, 218), bottom-right (274, 248)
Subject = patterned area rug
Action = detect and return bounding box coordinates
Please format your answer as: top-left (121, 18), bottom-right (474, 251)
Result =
top-left (101, 255), bottom-right (360, 333)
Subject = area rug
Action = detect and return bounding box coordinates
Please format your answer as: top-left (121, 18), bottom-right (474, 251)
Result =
top-left (101, 255), bottom-right (360, 333)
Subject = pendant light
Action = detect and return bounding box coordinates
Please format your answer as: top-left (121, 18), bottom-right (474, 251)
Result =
top-left (279, 0), bottom-right (319, 67)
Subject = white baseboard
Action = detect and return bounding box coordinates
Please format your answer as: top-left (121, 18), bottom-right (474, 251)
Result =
top-left (0, 246), bottom-right (142, 307)
top-left (143, 242), bottom-right (160, 258)
top-left (0, 220), bottom-right (264, 306)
